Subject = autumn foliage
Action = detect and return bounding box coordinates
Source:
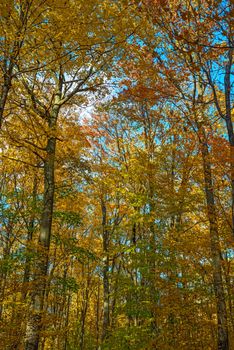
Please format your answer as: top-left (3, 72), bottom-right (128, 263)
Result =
top-left (0, 1), bottom-right (233, 350)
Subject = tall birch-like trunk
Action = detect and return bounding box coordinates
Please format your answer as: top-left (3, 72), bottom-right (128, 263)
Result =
top-left (24, 98), bottom-right (60, 350)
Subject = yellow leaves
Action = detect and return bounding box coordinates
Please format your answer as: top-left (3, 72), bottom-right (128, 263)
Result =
top-left (0, 1), bottom-right (13, 18)
top-left (116, 314), bottom-right (128, 326)
top-left (231, 107), bottom-right (234, 122)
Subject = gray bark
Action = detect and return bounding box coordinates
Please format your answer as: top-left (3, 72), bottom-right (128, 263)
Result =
top-left (25, 101), bottom-right (60, 350)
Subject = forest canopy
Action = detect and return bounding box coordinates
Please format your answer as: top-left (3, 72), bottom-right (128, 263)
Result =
top-left (0, 1), bottom-right (233, 350)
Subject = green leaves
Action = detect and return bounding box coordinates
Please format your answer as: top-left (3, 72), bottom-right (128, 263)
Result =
top-left (53, 276), bottom-right (79, 294)
top-left (54, 210), bottom-right (82, 227)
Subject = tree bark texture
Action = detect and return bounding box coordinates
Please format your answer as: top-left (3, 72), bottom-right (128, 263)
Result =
top-left (199, 125), bottom-right (229, 350)
top-left (25, 103), bottom-right (59, 350)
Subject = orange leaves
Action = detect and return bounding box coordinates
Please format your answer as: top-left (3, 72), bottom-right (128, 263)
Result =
top-left (210, 136), bottom-right (229, 166)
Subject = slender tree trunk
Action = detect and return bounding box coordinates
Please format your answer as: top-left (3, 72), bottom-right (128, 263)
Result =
top-left (199, 125), bottom-right (229, 350)
top-left (0, 220), bottom-right (13, 320)
top-left (24, 101), bottom-right (60, 350)
top-left (79, 293), bottom-right (88, 350)
top-left (101, 198), bottom-right (110, 341)
top-left (22, 175), bottom-right (38, 300)
top-left (96, 281), bottom-right (100, 350)
top-left (224, 45), bottom-right (234, 240)
top-left (222, 254), bottom-right (234, 331)
top-left (110, 262), bottom-right (121, 331)
top-left (0, 75), bottom-right (12, 129)
top-left (63, 293), bottom-right (71, 350)
top-left (79, 264), bottom-right (90, 350)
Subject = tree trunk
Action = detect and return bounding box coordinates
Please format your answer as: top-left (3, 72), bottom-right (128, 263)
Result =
top-left (79, 264), bottom-right (90, 350)
top-left (199, 125), bottom-right (229, 350)
top-left (22, 175), bottom-right (38, 300)
top-left (96, 281), bottom-right (101, 350)
top-left (101, 199), bottom-right (110, 342)
top-left (224, 45), bottom-right (234, 240)
top-left (0, 75), bottom-right (12, 129)
top-left (0, 225), bottom-right (12, 320)
top-left (24, 102), bottom-right (59, 350)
